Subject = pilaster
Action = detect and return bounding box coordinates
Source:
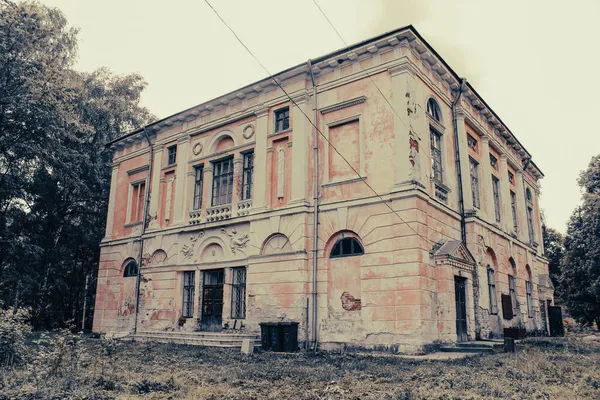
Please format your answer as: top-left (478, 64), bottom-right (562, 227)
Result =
top-left (456, 115), bottom-right (474, 211)
top-left (499, 155), bottom-right (512, 233)
top-left (290, 95), bottom-right (310, 205)
top-left (251, 107), bottom-right (269, 213)
top-left (480, 136), bottom-right (495, 223)
top-left (104, 163), bottom-right (120, 239)
top-left (515, 170), bottom-right (528, 240)
top-left (232, 156), bottom-right (243, 216)
top-left (147, 147), bottom-right (163, 230)
top-left (172, 136), bottom-right (190, 225)
top-left (202, 165), bottom-right (213, 216)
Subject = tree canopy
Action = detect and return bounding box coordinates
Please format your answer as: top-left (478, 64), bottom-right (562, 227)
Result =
top-left (0, 0), bottom-right (154, 329)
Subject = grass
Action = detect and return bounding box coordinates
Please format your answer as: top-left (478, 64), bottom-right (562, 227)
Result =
top-left (1, 334), bottom-right (599, 399)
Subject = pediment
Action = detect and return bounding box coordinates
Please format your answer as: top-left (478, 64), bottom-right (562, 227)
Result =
top-left (433, 240), bottom-right (476, 266)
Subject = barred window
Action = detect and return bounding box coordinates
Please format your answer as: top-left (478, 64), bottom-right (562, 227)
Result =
top-left (508, 274), bottom-right (517, 311)
top-left (241, 152), bottom-right (254, 201)
top-left (275, 107), bottom-right (289, 133)
top-left (167, 145), bottom-right (177, 165)
top-left (511, 191), bottom-right (518, 233)
top-left (430, 129), bottom-right (443, 183)
top-left (212, 158), bottom-right (233, 206)
top-left (330, 237), bottom-right (364, 258)
top-left (123, 260), bottom-right (138, 278)
top-left (487, 267), bottom-right (498, 315)
top-left (470, 158), bottom-right (480, 209)
top-left (492, 176), bottom-right (501, 222)
top-left (231, 267), bottom-right (247, 319)
top-left (182, 271), bottom-right (195, 318)
top-left (526, 280), bottom-right (533, 318)
top-left (193, 165), bottom-right (204, 210)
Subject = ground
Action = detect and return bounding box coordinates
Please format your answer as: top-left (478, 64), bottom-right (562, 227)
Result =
top-left (1, 335), bottom-right (600, 399)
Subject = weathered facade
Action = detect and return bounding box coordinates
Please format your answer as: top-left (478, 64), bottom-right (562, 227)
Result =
top-left (92, 26), bottom-right (553, 352)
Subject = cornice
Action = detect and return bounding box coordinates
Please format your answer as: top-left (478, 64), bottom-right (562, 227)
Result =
top-left (320, 96), bottom-right (366, 114)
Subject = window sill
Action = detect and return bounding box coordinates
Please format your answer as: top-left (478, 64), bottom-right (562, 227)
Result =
top-left (162, 164), bottom-right (177, 172)
top-left (269, 128), bottom-right (292, 138)
top-left (322, 176), bottom-right (366, 188)
top-left (124, 221), bottom-right (143, 228)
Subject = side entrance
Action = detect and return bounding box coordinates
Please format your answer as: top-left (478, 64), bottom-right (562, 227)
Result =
top-left (454, 276), bottom-right (468, 342)
top-left (200, 269), bottom-right (224, 331)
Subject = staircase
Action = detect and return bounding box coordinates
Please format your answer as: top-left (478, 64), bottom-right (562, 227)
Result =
top-left (129, 330), bottom-right (261, 349)
top-left (440, 340), bottom-right (503, 354)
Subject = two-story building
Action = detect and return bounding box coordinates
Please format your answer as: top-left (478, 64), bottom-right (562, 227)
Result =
top-left (92, 25), bottom-right (554, 352)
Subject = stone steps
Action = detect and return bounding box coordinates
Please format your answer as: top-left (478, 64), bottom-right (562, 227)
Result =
top-left (128, 330), bottom-right (261, 349)
top-left (440, 340), bottom-right (500, 354)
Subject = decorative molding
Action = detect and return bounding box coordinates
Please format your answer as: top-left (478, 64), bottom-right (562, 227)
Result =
top-left (221, 228), bottom-right (250, 254)
top-left (192, 142), bottom-right (203, 156)
top-left (320, 96), bottom-right (366, 114)
top-left (127, 165), bottom-right (149, 176)
top-left (180, 231), bottom-right (205, 260)
top-left (242, 124), bottom-right (255, 139)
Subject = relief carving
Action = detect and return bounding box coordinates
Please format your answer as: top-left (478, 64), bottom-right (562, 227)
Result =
top-left (408, 132), bottom-right (420, 178)
top-left (221, 228), bottom-right (250, 254)
top-left (242, 124), bottom-right (255, 139)
top-left (181, 230), bottom-right (205, 260)
top-left (192, 142), bottom-right (203, 156)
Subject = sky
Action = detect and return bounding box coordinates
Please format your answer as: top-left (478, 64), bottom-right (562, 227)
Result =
top-left (39, 0), bottom-right (600, 233)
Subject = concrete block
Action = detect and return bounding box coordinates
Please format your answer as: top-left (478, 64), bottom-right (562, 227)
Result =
top-left (241, 338), bottom-right (254, 355)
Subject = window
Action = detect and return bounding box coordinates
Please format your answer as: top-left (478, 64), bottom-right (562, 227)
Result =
top-left (526, 280), bottom-right (533, 318)
top-left (526, 188), bottom-right (535, 242)
top-left (330, 237), bottom-right (364, 258)
top-left (492, 176), bottom-right (501, 222)
top-left (231, 267), bottom-right (247, 319)
top-left (167, 145), bottom-right (177, 165)
top-left (182, 271), bottom-right (195, 318)
top-left (241, 152), bottom-right (254, 201)
top-left (426, 98), bottom-right (442, 122)
top-left (487, 267), bottom-right (498, 315)
top-left (508, 274), bottom-right (517, 312)
top-left (511, 191), bottom-right (518, 233)
top-left (192, 165), bottom-right (204, 210)
top-left (274, 107), bottom-right (289, 133)
top-left (129, 181), bottom-right (146, 223)
top-left (508, 171), bottom-right (515, 185)
top-left (123, 260), bottom-right (138, 278)
top-left (430, 129), bottom-right (443, 182)
top-left (490, 154), bottom-right (498, 170)
top-left (470, 158), bottom-right (480, 209)
top-left (467, 134), bottom-right (478, 152)
top-left (212, 158), bottom-right (233, 206)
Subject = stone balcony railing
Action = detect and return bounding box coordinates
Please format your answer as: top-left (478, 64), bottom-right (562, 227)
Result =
top-left (206, 204), bottom-right (231, 222)
top-left (237, 199), bottom-right (252, 217)
top-left (188, 210), bottom-right (202, 225)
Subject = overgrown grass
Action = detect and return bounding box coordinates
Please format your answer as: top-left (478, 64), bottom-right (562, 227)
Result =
top-left (1, 334), bottom-right (599, 399)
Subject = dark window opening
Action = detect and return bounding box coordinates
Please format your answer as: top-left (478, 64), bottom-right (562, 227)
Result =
top-left (330, 237), bottom-right (364, 258)
top-left (430, 129), bottom-right (443, 183)
top-left (492, 176), bottom-right (501, 222)
top-left (426, 98), bottom-right (442, 122)
top-left (123, 260), bottom-right (138, 277)
top-left (487, 267), bottom-right (498, 315)
top-left (193, 165), bottom-right (204, 210)
top-left (490, 154), bottom-right (498, 170)
top-left (167, 145), bottom-right (177, 165)
top-left (470, 158), bottom-right (480, 209)
top-left (467, 134), bottom-right (478, 152)
top-left (182, 271), bottom-right (195, 318)
top-left (231, 267), bottom-right (247, 319)
top-left (275, 107), bottom-right (290, 133)
top-left (130, 181), bottom-right (146, 223)
top-left (241, 152), bottom-right (254, 201)
top-left (511, 191), bottom-right (518, 233)
top-left (212, 158), bottom-right (234, 206)
top-left (526, 280), bottom-right (533, 318)
top-left (508, 274), bottom-right (517, 312)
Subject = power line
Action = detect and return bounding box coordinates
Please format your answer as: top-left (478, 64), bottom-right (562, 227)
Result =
top-left (310, 0), bottom-right (418, 140)
top-left (203, 0), bottom-right (436, 247)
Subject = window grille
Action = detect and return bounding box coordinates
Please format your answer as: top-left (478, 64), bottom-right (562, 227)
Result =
top-left (430, 130), bottom-right (443, 183)
top-left (275, 107), bottom-right (290, 132)
top-left (241, 152), bottom-right (254, 201)
top-left (231, 267), bottom-right (246, 319)
top-left (330, 237), bottom-right (364, 258)
top-left (123, 260), bottom-right (138, 277)
top-left (193, 166), bottom-right (204, 210)
top-left (212, 158), bottom-right (233, 206)
top-left (470, 158), bottom-right (480, 209)
top-left (492, 176), bottom-right (501, 222)
top-left (182, 271), bottom-right (195, 318)
top-left (487, 268), bottom-right (498, 314)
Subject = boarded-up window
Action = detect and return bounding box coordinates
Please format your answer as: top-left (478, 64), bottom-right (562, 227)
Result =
top-left (501, 294), bottom-right (513, 320)
top-left (328, 119), bottom-right (359, 181)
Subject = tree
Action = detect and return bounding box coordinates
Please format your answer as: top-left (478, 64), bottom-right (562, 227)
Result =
top-left (561, 155), bottom-right (600, 329)
top-left (0, 1), bottom-right (154, 329)
top-left (542, 224), bottom-right (564, 291)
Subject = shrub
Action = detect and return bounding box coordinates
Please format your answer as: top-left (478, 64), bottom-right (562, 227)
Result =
top-left (0, 308), bottom-right (31, 368)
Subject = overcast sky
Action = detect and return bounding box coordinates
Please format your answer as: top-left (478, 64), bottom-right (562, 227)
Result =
top-left (40, 0), bottom-right (600, 233)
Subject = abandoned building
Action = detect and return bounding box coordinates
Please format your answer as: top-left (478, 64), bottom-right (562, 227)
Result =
top-left (92, 25), bottom-right (554, 352)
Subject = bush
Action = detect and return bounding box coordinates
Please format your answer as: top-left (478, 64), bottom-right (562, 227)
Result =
top-left (0, 308), bottom-right (31, 368)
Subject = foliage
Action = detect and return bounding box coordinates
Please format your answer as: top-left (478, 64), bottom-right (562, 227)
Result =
top-left (0, 0), bottom-right (154, 329)
top-left (0, 307), bottom-right (31, 368)
top-left (542, 224), bottom-right (564, 290)
top-left (1, 337), bottom-right (600, 399)
top-left (561, 155), bottom-right (600, 329)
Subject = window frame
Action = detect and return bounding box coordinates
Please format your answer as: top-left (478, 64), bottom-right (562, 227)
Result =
top-left (511, 191), bottom-right (518, 233)
top-left (182, 271), bottom-right (195, 318)
top-left (330, 237), bottom-right (365, 259)
top-left (241, 151), bottom-right (254, 201)
top-left (526, 279), bottom-right (533, 318)
top-left (469, 157), bottom-right (480, 209)
top-left (231, 267), bottom-right (247, 319)
top-left (526, 188), bottom-right (536, 242)
top-left (211, 157), bottom-right (234, 207)
top-left (128, 180), bottom-right (146, 224)
top-left (274, 107), bottom-right (290, 133)
top-left (123, 260), bottom-right (138, 278)
top-left (426, 98), bottom-right (442, 123)
top-left (508, 274), bottom-right (517, 312)
top-left (192, 165), bottom-right (204, 211)
top-left (492, 175), bottom-right (501, 223)
top-left (167, 145), bottom-right (177, 166)
top-left (430, 128), bottom-right (443, 183)
top-left (487, 267), bottom-right (498, 315)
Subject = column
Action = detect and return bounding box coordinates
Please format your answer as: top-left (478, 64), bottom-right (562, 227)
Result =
top-left (534, 188), bottom-right (544, 254)
top-left (290, 94), bottom-right (309, 205)
top-left (390, 66), bottom-right (416, 189)
top-left (480, 136), bottom-right (495, 223)
top-left (104, 163), bottom-right (120, 239)
top-left (173, 136), bottom-right (190, 225)
top-left (232, 156), bottom-right (243, 216)
top-left (193, 268), bottom-right (201, 321)
top-left (147, 146), bottom-right (163, 230)
top-left (515, 170), bottom-right (528, 240)
top-left (499, 155), bottom-right (512, 233)
top-left (252, 107), bottom-right (269, 213)
top-left (455, 114), bottom-right (473, 211)
top-left (202, 165), bottom-right (213, 217)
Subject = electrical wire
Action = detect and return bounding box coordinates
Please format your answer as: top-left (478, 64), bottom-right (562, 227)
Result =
top-left (203, 0), bottom-right (436, 248)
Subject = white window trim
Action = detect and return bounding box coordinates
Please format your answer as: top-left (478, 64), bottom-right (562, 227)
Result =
top-left (126, 178), bottom-right (147, 225)
top-left (323, 114), bottom-right (365, 186)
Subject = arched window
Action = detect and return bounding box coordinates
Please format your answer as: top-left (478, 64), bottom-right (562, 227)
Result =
top-left (487, 266), bottom-right (498, 315)
top-left (426, 98), bottom-right (442, 122)
top-left (123, 260), bottom-right (138, 277)
top-left (330, 237), bottom-right (364, 258)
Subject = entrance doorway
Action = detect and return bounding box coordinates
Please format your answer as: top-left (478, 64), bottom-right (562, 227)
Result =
top-left (454, 276), bottom-right (468, 342)
top-left (201, 269), bottom-right (224, 331)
